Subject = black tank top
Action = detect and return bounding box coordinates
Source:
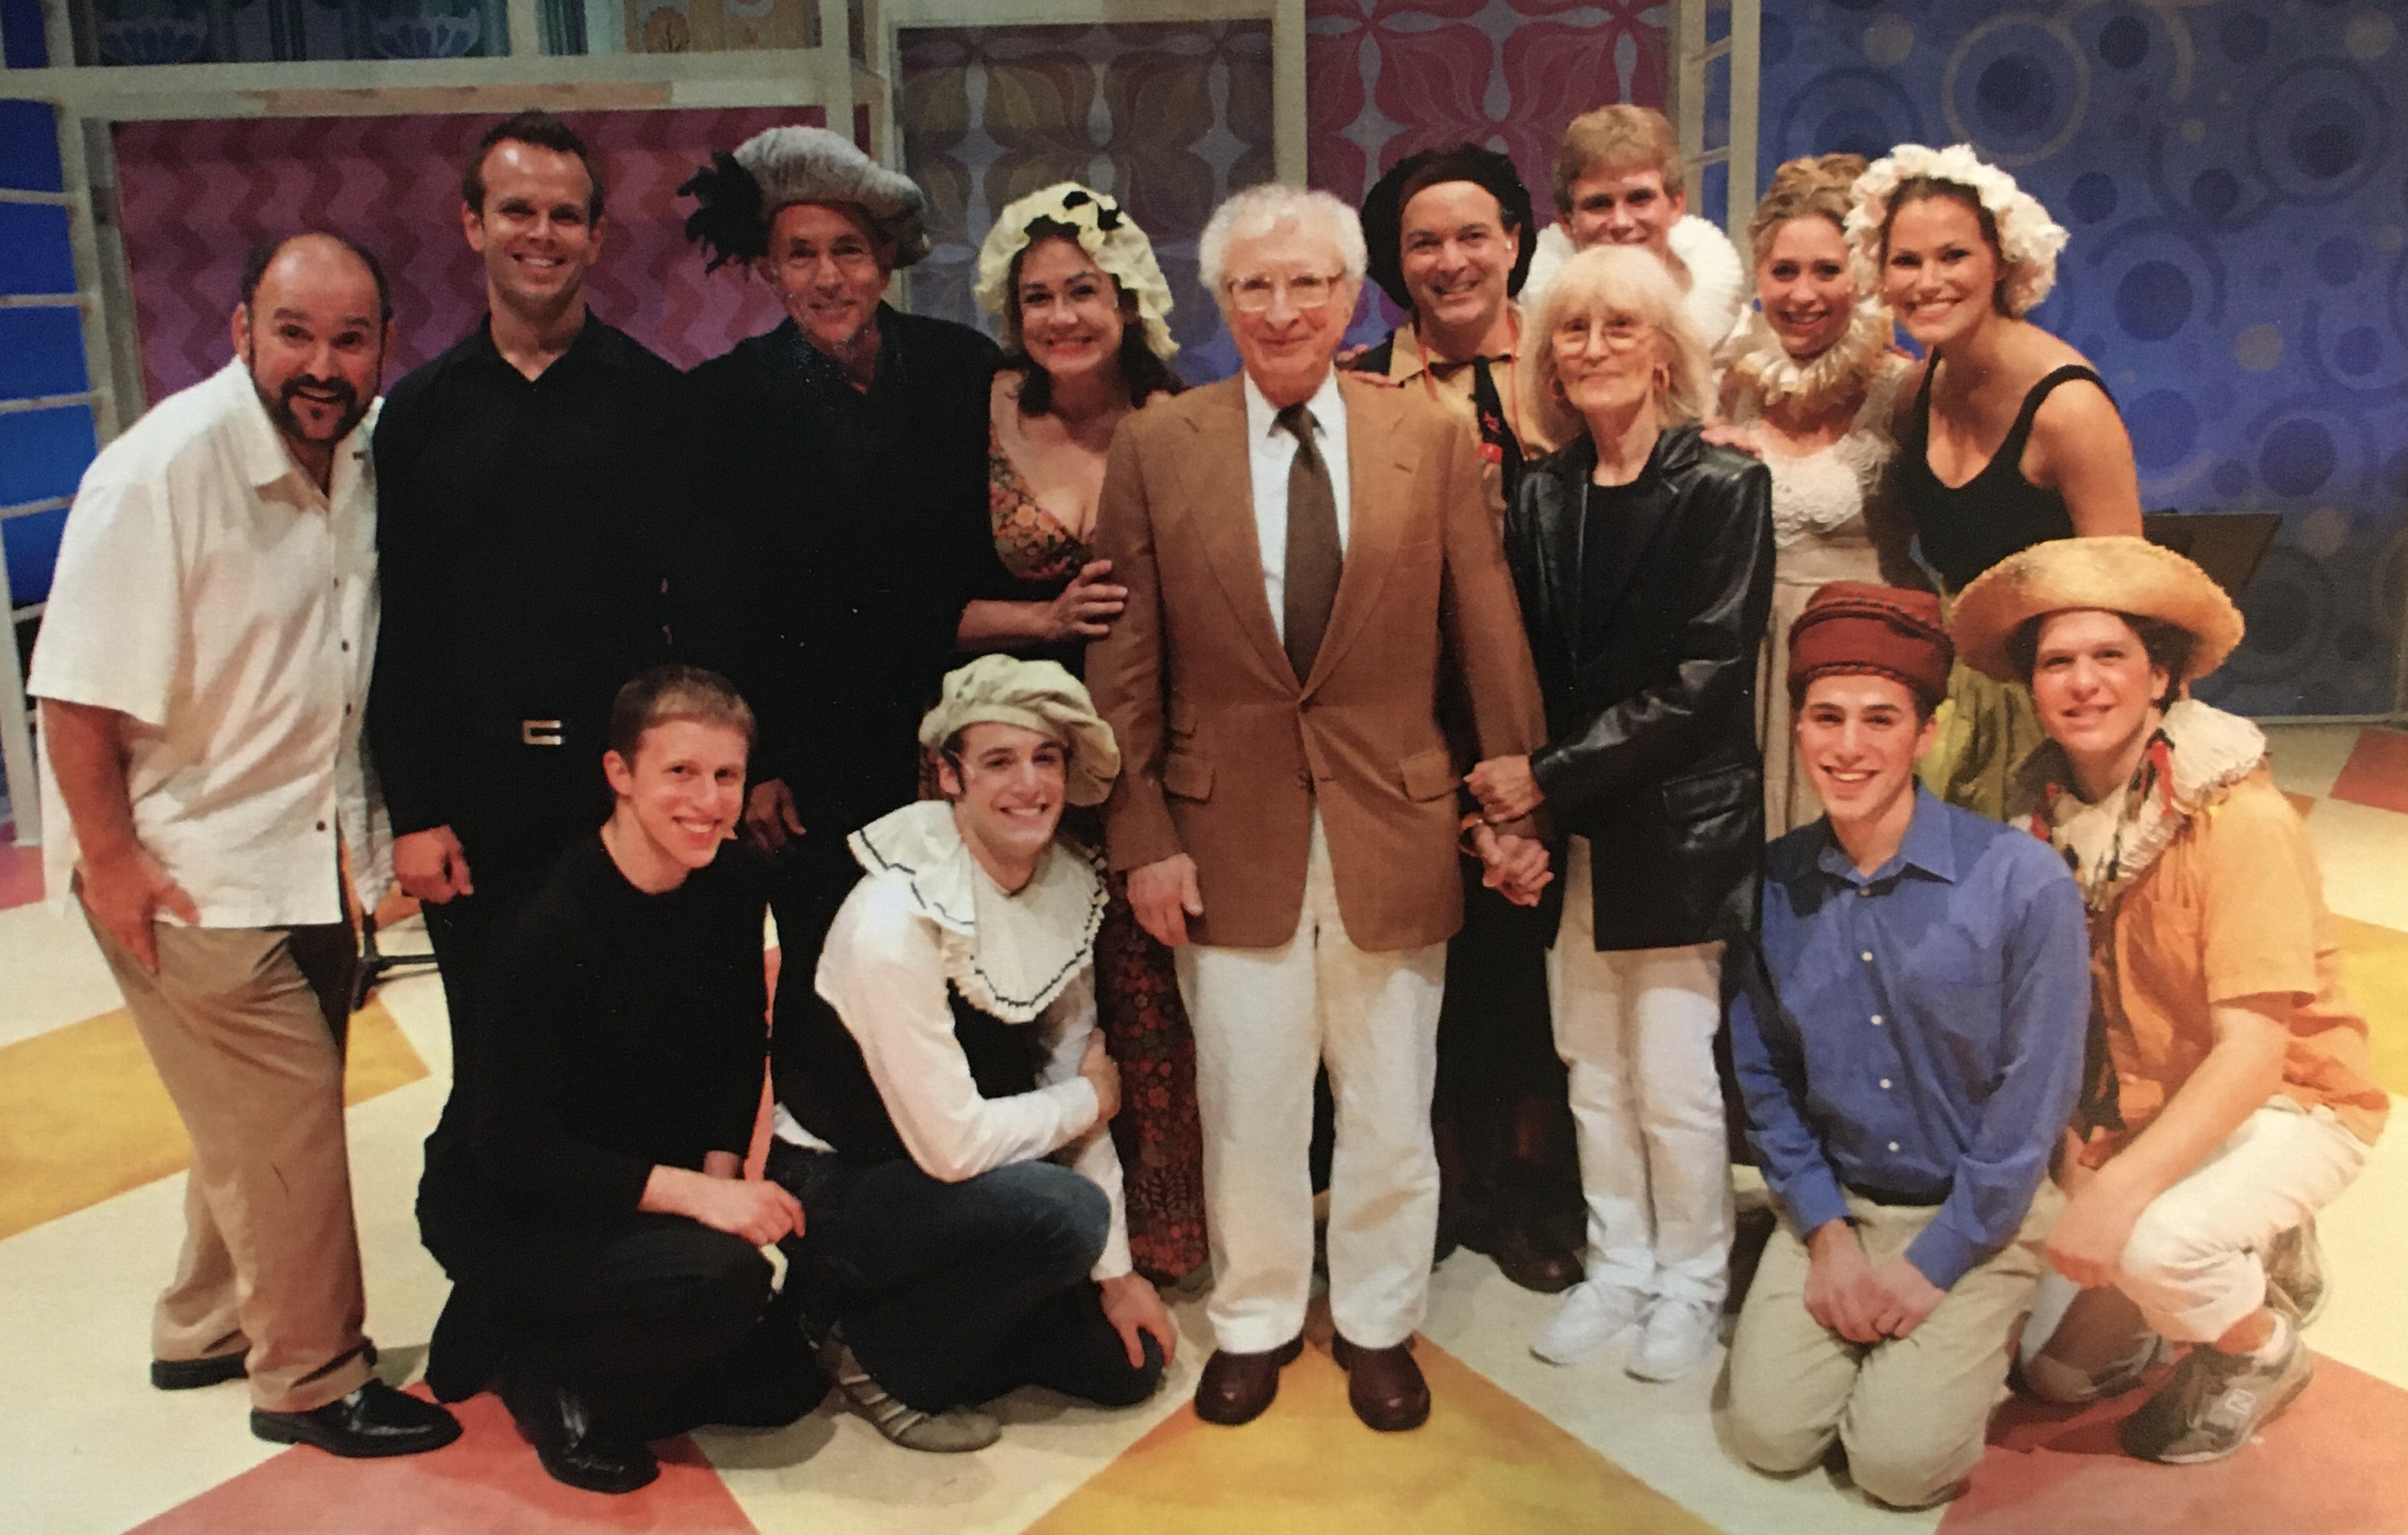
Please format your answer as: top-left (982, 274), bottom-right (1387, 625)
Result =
top-left (1898, 360), bottom-right (2114, 591)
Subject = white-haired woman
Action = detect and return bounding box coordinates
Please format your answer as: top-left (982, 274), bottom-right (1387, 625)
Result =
top-left (953, 183), bottom-right (1205, 1282)
top-left (1850, 143), bottom-right (2143, 817)
top-left (1718, 153), bottom-right (1921, 837)
top-left (1466, 245), bottom-right (1773, 1382)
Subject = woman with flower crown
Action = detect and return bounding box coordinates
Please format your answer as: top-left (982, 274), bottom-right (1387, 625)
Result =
top-left (950, 184), bottom-right (1207, 1281)
top-left (1848, 143), bottom-right (2143, 818)
top-left (1717, 153), bottom-right (1922, 837)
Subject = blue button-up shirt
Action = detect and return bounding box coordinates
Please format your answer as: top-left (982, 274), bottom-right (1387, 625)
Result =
top-left (1730, 787), bottom-right (2089, 1289)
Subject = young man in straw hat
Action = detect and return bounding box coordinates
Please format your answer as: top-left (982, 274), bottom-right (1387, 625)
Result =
top-left (766, 656), bottom-right (1173, 1453)
top-left (1950, 537), bottom-right (2388, 1464)
top-left (1725, 583), bottom-right (2088, 1508)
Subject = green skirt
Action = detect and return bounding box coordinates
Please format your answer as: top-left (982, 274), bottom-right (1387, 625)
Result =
top-left (1916, 658), bottom-right (2045, 821)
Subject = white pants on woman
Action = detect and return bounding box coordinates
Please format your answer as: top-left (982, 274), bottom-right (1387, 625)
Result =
top-left (1546, 837), bottom-right (1734, 1306)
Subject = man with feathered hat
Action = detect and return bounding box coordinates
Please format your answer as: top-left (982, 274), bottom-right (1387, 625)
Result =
top-left (1950, 537), bottom-right (2388, 1464)
top-left (682, 126), bottom-right (1004, 1059)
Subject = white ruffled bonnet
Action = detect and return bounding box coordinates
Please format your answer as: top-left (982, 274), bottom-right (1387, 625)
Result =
top-left (1844, 143), bottom-right (2069, 317)
top-left (973, 182), bottom-right (1178, 361)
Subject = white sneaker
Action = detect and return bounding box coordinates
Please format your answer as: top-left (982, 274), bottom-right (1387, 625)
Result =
top-left (1532, 1279), bottom-right (1648, 1365)
top-left (1628, 1296), bottom-right (1720, 1381)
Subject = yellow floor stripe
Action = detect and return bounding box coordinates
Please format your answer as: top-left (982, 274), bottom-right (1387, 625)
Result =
top-left (2338, 915), bottom-right (2408, 1099)
top-left (0, 1001), bottom-right (427, 1241)
top-left (1026, 1339), bottom-right (1717, 1535)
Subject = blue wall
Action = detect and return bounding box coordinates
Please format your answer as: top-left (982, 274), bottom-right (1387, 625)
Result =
top-left (1762, 0), bottom-right (2408, 716)
top-left (0, 95), bottom-right (90, 617)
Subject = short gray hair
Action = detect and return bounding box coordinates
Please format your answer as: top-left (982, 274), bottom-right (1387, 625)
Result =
top-left (1198, 183), bottom-right (1369, 298)
top-left (1519, 244), bottom-right (1713, 449)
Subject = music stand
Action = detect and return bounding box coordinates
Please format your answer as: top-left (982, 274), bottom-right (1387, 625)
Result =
top-left (2141, 510), bottom-right (2283, 601)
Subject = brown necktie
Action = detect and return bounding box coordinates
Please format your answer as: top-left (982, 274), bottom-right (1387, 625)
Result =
top-left (1278, 401), bottom-right (1342, 682)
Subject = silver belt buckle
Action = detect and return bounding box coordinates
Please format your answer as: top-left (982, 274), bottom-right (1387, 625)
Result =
top-left (519, 719), bottom-right (565, 747)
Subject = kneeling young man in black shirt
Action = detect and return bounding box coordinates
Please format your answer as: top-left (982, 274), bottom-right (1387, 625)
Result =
top-left (768, 655), bottom-right (1176, 1453)
top-left (418, 665), bottom-right (817, 1493)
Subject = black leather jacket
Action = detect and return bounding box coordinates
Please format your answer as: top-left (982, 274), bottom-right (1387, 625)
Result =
top-left (1505, 422), bottom-right (1774, 950)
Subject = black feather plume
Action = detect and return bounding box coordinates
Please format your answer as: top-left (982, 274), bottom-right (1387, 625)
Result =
top-left (680, 151), bottom-right (768, 272)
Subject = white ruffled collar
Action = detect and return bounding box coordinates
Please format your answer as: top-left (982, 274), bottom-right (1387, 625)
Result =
top-left (846, 800), bottom-right (1107, 1022)
top-left (2024, 699), bottom-right (2267, 912)
top-left (1718, 299), bottom-right (1896, 414)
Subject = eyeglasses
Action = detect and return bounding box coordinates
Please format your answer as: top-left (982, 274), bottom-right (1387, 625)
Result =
top-left (1224, 272), bottom-right (1347, 313)
top-left (1553, 313), bottom-right (1652, 348)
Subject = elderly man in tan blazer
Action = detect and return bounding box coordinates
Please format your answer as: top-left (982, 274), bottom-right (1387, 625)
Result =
top-left (1088, 182), bottom-right (1548, 1435)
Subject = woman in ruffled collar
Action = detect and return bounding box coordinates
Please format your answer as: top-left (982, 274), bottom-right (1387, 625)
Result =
top-left (1715, 153), bottom-right (1922, 837)
top-left (1951, 537), bottom-right (2387, 1466)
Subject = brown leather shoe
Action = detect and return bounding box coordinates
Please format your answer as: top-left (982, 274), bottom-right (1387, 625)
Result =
top-left (1471, 1220), bottom-right (1585, 1295)
top-left (1193, 1336), bottom-right (1304, 1426)
top-left (1331, 1335), bottom-right (1431, 1432)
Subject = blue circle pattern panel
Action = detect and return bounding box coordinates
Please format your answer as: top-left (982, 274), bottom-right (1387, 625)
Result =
top-left (1761, 0), bottom-right (2408, 715)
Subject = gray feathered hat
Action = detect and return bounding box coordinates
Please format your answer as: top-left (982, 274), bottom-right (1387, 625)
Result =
top-left (681, 125), bottom-right (932, 270)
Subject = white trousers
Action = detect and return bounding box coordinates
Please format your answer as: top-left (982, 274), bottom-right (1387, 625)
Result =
top-left (2023, 1099), bottom-right (2369, 1370)
top-left (1548, 837), bottom-right (1734, 1306)
top-left (1178, 810), bottom-right (1446, 1354)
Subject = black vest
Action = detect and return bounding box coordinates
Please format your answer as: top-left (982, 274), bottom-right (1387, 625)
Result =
top-left (783, 984), bottom-right (1041, 1164)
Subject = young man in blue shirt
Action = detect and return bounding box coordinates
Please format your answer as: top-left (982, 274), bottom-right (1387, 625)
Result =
top-left (1724, 583), bottom-right (2089, 1509)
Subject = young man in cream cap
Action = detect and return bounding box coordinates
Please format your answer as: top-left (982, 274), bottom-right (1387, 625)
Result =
top-left (766, 655), bottom-right (1174, 1453)
top-left (1951, 537), bottom-right (2388, 1464)
top-left (1726, 583), bottom-right (2088, 1509)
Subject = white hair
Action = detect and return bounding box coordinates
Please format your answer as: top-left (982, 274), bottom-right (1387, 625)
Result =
top-left (1198, 183), bottom-right (1369, 298)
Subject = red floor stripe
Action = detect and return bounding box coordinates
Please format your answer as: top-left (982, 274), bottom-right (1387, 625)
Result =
top-left (127, 1388), bottom-right (759, 1535)
top-left (2329, 728), bottom-right (2408, 817)
top-left (1940, 1352), bottom-right (2408, 1534)
top-left (0, 825), bottom-right (44, 912)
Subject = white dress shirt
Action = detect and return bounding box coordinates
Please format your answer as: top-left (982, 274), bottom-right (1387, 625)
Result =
top-left (30, 360), bottom-right (382, 928)
top-left (1242, 366), bottom-right (1352, 645)
top-left (776, 804), bottom-right (1134, 1280)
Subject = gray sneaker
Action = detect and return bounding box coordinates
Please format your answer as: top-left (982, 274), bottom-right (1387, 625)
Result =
top-left (818, 1329), bottom-right (1001, 1453)
top-left (2265, 1218), bottom-right (2327, 1327)
top-left (2118, 1319), bottom-right (2313, 1464)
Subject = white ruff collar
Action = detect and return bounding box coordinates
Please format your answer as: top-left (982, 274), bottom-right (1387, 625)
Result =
top-left (1718, 299), bottom-right (1895, 413)
top-left (2028, 700), bottom-right (2266, 912)
top-left (846, 800), bottom-right (1106, 1022)
top-left (1522, 217), bottom-right (1747, 344)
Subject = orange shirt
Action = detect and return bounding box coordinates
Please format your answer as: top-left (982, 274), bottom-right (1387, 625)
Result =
top-left (2087, 768), bottom-right (2388, 1164)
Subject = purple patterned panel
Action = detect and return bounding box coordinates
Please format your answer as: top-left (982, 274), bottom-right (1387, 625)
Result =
top-left (114, 106), bottom-right (814, 404)
top-left (1307, 0), bottom-right (1669, 342)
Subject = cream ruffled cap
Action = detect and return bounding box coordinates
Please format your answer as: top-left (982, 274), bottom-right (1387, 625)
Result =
top-left (918, 655), bottom-right (1122, 806)
top-left (1949, 536), bottom-right (2246, 684)
top-left (972, 182), bottom-right (1178, 360)
top-left (1844, 143), bottom-right (2069, 317)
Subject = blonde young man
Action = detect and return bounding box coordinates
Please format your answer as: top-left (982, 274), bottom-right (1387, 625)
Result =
top-left (1088, 182), bottom-right (1549, 1434)
top-left (1519, 104), bottom-right (1748, 348)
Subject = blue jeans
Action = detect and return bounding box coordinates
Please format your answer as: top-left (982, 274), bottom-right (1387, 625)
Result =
top-left (769, 1146), bottom-right (1162, 1412)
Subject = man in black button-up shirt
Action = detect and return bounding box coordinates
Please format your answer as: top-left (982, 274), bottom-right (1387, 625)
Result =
top-left (369, 114), bottom-right (709, 1323)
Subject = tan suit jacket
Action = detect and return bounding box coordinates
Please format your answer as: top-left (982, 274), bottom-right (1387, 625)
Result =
top-left (1089, 372), bottom-right (1546, 952)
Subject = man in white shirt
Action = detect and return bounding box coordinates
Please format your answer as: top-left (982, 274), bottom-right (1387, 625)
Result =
top-left (1087, 183), bottom-right (1549, 1434)
top-left (1518, 104), bottom-right (1747, 349)
top-left (31, 232), bottom-right (460, 1459)
top-left (766, 657), bottom-right (1175, 1454)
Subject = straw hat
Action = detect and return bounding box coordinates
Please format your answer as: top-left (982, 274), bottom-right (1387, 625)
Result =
top-left (1949, 536), bottom-right (2244, 684)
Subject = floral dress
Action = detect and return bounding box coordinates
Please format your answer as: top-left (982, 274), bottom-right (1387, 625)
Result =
top-left (940, 423), bottom-right (1209, 1281)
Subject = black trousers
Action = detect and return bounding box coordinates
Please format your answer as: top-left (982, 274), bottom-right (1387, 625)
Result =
top-left (424, 1207), bottom-right (792, 1436)
top-left (1433, 874), bottom-right (1578, 1229)
top-left (768, 1143), bottom-right (1163, 1413)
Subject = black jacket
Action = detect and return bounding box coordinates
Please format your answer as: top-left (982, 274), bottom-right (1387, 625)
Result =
top-left (1506, 422), bottom-right (1774, 951)
top-left (687, 308), bottom-right (1001, 840)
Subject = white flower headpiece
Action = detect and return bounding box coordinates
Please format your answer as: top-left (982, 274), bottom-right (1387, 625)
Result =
top-left (1845, 143), bottom-right (2068, 317)
top-left (974, 182), bottom-right (1177, 361)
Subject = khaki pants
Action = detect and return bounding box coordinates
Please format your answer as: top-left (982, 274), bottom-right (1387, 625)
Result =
top-left (88, 912), bottom-right (374, 1413)
top-left (1726, 1183), bottom-right (2061, 1510)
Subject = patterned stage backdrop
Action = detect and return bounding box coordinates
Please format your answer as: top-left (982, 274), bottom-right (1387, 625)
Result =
top-left (112, 108), bottom-right (811, 402)
top-left (1761, 0), bottom-right (2408, 717)
top-left (897, 20), bottom-right (1276, 385)
top-left (1309, 0), bottom-right (1669, 345)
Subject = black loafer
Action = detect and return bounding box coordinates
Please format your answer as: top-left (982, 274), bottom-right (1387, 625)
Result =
top-left (152, 1352), bottom-right (248, 1391)
top-left (500, 1374), bottom-right (658, 1495)
top-left (251, 1380), bottom-right (462, 1459)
